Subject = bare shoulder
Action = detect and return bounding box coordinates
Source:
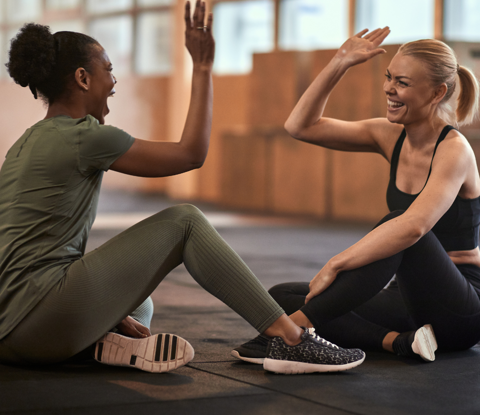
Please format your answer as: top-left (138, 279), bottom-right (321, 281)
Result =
top-left (362, 118), bottom-right (404, 161)
top-left (437, 128), bottom-right (475, 162)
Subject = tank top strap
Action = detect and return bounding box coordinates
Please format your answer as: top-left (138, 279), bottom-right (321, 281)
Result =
top-left (389, 129), bottom-right (407, 181)
top-left (424, 125), bottom-right (457, 184)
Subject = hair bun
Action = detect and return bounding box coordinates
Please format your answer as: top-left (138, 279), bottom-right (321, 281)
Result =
top-left (6, 23), bottom-right (56, 91)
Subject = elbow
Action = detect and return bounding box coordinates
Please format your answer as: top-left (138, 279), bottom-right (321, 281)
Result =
top-left (189, 154), bottom-right (206, 170)
top-left (406, 217), bottom-right (431, 243)
top-left (284, 120), bottom-right (305, 141)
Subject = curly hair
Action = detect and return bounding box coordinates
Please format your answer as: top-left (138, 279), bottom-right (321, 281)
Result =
top-left (6, 23), bottom-right (100, 104)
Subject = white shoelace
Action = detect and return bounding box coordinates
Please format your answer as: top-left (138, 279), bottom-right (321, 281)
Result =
top-left (307, 327), bottom-right (339, 349)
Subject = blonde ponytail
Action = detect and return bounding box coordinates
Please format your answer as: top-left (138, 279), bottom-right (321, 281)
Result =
top-left (456, 65), bottom-right (479, 126)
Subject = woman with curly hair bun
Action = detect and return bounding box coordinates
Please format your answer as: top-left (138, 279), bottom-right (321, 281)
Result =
top-left (0, 1), bottom-right (366, 375)
top-left (233, 29), bottom-right (480, 364)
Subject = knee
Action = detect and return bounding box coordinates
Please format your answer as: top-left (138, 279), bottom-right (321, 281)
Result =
top-left (167, 204), bottom-right (206, 223)
top-left (268, 283), bottom-right (287, 301)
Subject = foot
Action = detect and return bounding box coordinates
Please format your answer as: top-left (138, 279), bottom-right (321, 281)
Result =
top-left (231, 334), bottom-right (270, 364)
top-left (264, 328), bottom-right (365, 374)
top-left (393, 324), bottom-right (438, 362)
top-left (95, 332), bottom-right (194, 373)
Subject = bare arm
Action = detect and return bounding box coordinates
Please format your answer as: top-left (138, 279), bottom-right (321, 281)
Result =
top-left (285, 28), bottom-right (394, 157)
top-left (305, 135), bottom-right (471, 302)
top-left (111, 1), bottom-right (215, 177)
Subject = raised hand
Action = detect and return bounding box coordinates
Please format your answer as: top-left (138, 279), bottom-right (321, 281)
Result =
top-left (184, 1), bottom-right (215, 70)
top-left (335, 27), bottom-right (390, 69)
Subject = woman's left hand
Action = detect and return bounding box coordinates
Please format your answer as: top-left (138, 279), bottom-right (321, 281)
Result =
top-left (116, 316), bottom-right (152, 338)
top-left (305, 262), bottom-right (339, 303)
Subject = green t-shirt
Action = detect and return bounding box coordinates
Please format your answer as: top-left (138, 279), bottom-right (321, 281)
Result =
top-left (0, 115), bottom-right (135, 339)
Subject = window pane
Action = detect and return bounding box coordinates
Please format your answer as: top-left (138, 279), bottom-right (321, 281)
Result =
top-left (135, 11), bottom-right (172, 75)
top-left (6, 0), bottom-right (42, 23)
top-left (89, 15), bottom-right (133, 76)
top-left (444, 0), bottom-right (480, 42)
top-left (356, 0), bottom-right (434, 44)
top-left (46, 0), bottom-right (81, 10)
top-left (49, 19), bottom-right (86, 34)
top-left (138, 0), bottom-right (174, 6)
top-left (279, 0), bottom-right (349, 51)
top-left (86, 0), bottom-right (133, 14)
top-left (213, 0), bottom-right (274, 75)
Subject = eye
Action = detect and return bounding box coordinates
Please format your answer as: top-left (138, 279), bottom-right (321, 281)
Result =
top-left (385, 73), bottom-right (391, 79)
top-left (398, 80), bottom-right (409, 87)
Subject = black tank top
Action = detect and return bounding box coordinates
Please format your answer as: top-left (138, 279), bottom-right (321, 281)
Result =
top-left (386, 125), bottom-right (480, 251)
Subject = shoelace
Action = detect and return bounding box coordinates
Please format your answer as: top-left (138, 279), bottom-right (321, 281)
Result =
top-left (307, 327), bottom-right (339, 349)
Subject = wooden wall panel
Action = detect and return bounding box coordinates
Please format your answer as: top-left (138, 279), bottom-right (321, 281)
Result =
top-left (220, 132), bottom-right (269, 211)
top-left (198, 75), bottom-right (251, 202)
top-left (249, 51), bottom-right (298, 127)
top-left (332, 151), bottom-right (389, 222)
top-left (271, 133), bottom-right (328, 217)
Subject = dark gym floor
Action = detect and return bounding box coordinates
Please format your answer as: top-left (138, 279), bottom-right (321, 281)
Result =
top-left (1, 189), bottom-right (479, 415)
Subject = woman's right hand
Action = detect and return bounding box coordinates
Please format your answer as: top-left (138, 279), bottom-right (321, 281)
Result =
top-left (334, 27), bottom-right (390, 69)
top-left (185, 1), bottom-right (215, 70)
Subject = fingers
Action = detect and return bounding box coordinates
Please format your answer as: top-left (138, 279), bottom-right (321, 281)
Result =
top-left (184, 1), bottom-right (191, 30)
top-left (206, 11), bottom-right (213, 32)
top-left (354, 28), bottom-right (369, 38)
top-left (366, 27), bottom-right (390, 45)
top-left (193, 0), bottom-right (206, 29)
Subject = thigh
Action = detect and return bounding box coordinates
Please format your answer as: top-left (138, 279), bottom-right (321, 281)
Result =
top-left (397, 232), bottom-right (480, 349)
top-left (1, 206), bottom-right (191, 364)
top-left (353, 280), bottom-right (415, 333)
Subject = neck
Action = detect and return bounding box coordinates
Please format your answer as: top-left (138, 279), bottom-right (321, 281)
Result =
top-left (403, 117), bottom-right (446, 149)
top-left (45, 98), bottom-right (88, 120)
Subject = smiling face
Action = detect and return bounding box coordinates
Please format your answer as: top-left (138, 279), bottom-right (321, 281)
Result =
top-left (383, 53), bottom-right (440, 126)
top-left (84, 45), bottom-right (116, 124)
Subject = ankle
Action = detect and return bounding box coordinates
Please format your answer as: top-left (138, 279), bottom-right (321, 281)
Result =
top-left (382, 331), bottom-right (400, 353)
top-left (392, 331), bottom-right (416, 357)
top-left (263, 314), bottom-right (303, 346)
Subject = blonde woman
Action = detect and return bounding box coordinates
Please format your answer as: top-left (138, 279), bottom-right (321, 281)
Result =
top-left (233, 28), bottom-right (480, 364)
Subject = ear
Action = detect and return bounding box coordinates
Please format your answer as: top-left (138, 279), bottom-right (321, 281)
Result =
top-left (74, 68), bottom-right (90, 91)
top-left (431, 83), bottom-right (448, 105)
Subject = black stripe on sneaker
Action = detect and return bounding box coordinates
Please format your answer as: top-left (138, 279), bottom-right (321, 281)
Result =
top-left (171, 336), bottom-right (177, 360)
top-left (97, 342), bottom-right (103, 362)
top-left (155, 334), bottom-right (163, 362)
top-left (163, 334), bottom-right (170, 362)
top-left (130, 355), bottom-right (137, 365)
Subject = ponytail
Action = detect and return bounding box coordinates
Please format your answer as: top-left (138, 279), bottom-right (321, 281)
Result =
top-left (456, 65), bottom-right (479, 126)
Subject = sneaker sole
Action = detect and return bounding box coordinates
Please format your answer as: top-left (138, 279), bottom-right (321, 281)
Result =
top-left (231, 350), bottom-right (265, 364)
top-left (412, 324), bottom-right (438, 362)
top-left (95, 332), bottom-right (194, 373)
top-left (263, 354), bottom-right (365, 374)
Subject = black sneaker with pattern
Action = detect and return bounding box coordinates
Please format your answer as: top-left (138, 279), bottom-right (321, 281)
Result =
top-left (264, 327), bottom-right (365, 374)
top-left (231, 334), bottom-right (270, 364)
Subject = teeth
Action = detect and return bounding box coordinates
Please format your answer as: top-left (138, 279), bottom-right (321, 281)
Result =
top-left (388, 99), bottom-right (404, 108)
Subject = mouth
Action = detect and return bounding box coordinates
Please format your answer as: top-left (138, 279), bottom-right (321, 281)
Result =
top-left (387, 99), bottom-right (404, 111)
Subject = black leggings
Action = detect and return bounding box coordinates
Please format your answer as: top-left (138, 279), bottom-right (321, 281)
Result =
top-left (269, 211), bottom-right (480, 352)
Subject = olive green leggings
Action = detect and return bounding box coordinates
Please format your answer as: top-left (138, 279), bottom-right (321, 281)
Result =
top-left (0, 204), bottom-right (284, 364)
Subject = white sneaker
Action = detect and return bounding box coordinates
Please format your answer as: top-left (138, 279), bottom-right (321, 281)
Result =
top-left (95, 332), bottom-right (194, 373)
top-left (412, 324), bottom-right (438, 362)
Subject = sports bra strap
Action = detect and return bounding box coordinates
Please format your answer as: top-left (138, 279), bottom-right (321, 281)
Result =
top-left (389, 125), bottom-right (456, 192)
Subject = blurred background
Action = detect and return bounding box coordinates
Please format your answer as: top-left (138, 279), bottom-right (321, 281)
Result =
top-left (0, 0), bottom-right (479, 223)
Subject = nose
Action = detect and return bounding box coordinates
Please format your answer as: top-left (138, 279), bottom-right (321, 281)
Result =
top-left (113, 75), bottom-right (117, 84)
top-left (383, 78), bottom-right (394, 95)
